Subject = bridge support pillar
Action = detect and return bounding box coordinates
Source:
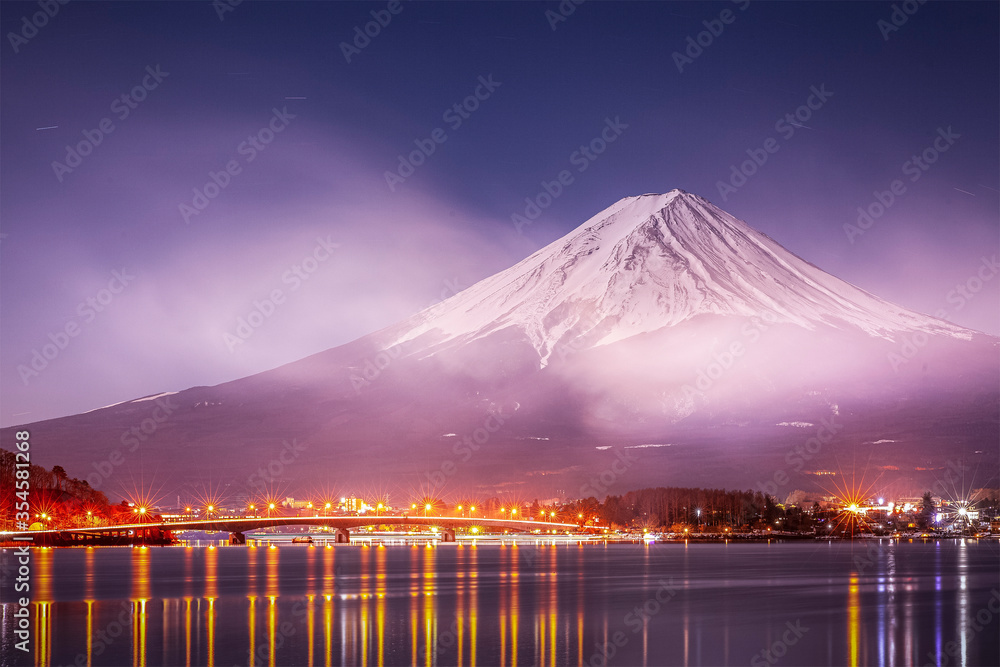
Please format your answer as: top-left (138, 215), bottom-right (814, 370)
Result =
top-left (229, 532), bottom-right (246, 545)
top-left (442, 529), bottom-right (456, 542)
top-left (334, 528), bottom-right (350, 544)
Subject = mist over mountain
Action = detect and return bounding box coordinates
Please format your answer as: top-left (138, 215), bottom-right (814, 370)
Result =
top-left (7, 191), bottom-right (997, 504)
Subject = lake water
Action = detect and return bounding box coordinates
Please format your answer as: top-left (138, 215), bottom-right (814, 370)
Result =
top-left (2, 539), bottom-right (998, 666)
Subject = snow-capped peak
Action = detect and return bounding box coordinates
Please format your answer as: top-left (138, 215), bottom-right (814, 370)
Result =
top-left (385, 191), bottom-right (974, 365)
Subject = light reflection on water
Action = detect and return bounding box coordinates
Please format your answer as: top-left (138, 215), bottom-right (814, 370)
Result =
top-left (848, 573), bottom-right (859, 667)
top-left (1, 540), bottom-right (998, 666)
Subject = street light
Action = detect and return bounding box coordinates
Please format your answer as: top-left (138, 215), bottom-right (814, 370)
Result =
top-left (424, 503), bottom-right (431, 517)
top-left (377, 503), bottom-right (384, 516)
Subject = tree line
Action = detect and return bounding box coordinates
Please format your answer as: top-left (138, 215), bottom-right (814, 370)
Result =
top-left (0, 448), bottom-right (115, 530)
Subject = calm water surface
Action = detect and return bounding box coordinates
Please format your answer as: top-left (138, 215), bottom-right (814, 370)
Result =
top-left (2, 539), bottom-right (998, 666)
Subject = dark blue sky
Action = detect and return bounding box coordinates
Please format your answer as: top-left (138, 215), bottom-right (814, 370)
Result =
top-left (2, 0), bottom-right (998, 425)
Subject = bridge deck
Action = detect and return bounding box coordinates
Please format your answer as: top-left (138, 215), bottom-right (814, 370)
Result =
top-left (2, 515), bottom-right (587, 544)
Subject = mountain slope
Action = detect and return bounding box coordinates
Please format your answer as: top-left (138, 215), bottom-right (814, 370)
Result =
top-left (5, 191), bottom-right (997, 502)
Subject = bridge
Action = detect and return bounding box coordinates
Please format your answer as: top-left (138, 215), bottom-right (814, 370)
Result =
top-left (2, 515), bottom-right (587, 547)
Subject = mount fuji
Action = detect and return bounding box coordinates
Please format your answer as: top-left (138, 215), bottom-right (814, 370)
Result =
top-left (381, 190), bottom-right (974, 362)
top-left (7, 191), bottom-right (997, 501)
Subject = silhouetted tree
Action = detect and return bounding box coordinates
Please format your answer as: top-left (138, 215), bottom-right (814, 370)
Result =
top-left (51, 465), bottom-right (67, 492)
top-left (919, 492), bottom-right (936, 529)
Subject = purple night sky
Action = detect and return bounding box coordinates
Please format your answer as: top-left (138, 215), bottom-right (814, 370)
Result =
top-left (1, 1), bottom-right (997, 426)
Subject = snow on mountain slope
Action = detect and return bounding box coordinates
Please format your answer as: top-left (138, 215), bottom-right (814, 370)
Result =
top-left (386, 190), bottom-right (975, 365)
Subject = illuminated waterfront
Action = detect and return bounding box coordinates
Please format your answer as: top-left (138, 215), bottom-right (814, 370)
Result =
top-left (2, 540), bottom-right (998, 666)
